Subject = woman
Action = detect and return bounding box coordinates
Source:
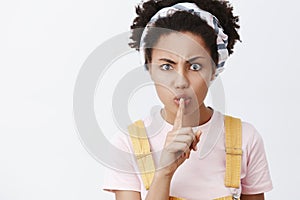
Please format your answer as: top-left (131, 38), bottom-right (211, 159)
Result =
top-left (103, 0), bottom-right (273, 199)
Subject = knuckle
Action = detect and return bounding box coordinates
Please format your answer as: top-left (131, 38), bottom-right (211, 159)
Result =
top-left (184, 143), bottom-right (189, 150)
top-left (187, 134), bottom-right (194, 143)
top-left (179, 143), bottom-right (186, 151)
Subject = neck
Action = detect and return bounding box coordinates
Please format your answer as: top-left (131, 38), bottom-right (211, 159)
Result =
top-left (161, 104), bottom-right (213, 127)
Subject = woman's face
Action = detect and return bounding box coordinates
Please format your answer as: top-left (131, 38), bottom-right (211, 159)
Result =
top-left (149, 31), bottom-right (215, 118)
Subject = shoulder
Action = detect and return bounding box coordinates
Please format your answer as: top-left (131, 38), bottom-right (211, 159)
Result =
top-left (109, 129), bottom-right (133, 153)
top-left (219, 112), bottom-right (266, 152)
top-left (240, 121), bottom-right (266, 153)
top-left (222, 113), bottom-right (263, 144)
top-left (103, 128), bottom-right (141, 175)
top-left (237, 121), bottom-right (273, 193)
top-left (109, 107), bottom-right (162, 153)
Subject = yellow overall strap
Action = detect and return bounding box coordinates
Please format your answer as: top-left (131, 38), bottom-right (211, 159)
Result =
top-left (214, 116), bottom-right (242, 200)
top-left (128, 120), bottom-right (155, 190)
top-left (224, 115), bottom-right (242, 189)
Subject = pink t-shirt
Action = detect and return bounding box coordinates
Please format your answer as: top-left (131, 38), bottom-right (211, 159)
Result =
top-left (102, 108), bottom-right (273, 199)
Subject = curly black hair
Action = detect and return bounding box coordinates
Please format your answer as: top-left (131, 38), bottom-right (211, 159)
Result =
top-left (129, 0), bottom-right (240, 68)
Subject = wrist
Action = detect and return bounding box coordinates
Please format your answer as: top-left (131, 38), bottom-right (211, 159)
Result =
top-left (154, 169), bottom-right (174, 180)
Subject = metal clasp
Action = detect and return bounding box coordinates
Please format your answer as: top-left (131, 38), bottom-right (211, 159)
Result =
top-left (232, 193), bottom-right (239, 200)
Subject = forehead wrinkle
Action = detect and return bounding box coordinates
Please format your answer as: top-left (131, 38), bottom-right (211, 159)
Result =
top-left (152, 47), bottom-right (206, 64)
top-left (152, 33), bottom-right (210, 62)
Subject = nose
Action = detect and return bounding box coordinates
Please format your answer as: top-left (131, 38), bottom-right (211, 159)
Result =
top-left (174, 69), bottom-right (189, 89)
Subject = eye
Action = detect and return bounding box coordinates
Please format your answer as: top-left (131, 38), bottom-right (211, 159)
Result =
top-left (189, 63), bottom-right (202, 71)
top-left (160, 64), bottom-right (173, 71)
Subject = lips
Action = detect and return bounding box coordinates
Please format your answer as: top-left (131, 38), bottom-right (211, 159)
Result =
top-left (174, 95), bottom-right (192, 106)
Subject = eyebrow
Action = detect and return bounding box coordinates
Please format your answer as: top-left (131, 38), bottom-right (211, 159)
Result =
top-left (158, 56), bottom-right (204, 64)
top-left (158, 58), bottom-right (176, 64)
top-left (188, 56), bottom-right (204, 63)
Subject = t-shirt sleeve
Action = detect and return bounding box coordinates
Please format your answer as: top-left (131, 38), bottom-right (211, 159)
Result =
top-left (101, 131), bottom-right (141, 193)
top-left (241, 122), bottom-right (273, 194)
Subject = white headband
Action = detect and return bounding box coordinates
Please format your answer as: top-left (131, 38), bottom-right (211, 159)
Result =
top-left (139, 2), bottom-right (229, 77)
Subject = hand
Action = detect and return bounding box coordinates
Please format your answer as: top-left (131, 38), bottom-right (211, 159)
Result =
top-left (158, 98), bottom-right (202, 176)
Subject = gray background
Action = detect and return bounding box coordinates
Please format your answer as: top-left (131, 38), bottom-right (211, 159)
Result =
top-left (0, 0), bottom-right (299, 199)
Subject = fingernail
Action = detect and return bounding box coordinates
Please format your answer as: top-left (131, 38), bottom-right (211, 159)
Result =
top-left (180, 98), bottom-right (184, 104)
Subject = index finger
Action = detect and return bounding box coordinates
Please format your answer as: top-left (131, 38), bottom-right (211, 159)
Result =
top-left (173, 98), bottom-right (185, 130)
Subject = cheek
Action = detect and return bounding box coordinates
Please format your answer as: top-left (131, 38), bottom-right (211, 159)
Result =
top-left (153, 76), bottom-right (174, 103)
top-left (150, 67), bottom-right (175, 90)
top-left (150, 68), bottom-right (172, 83)
top-left (150, 69), bottom-right (177, 107)
top-left (195, 84), bottom-right (208, 103)
top-left (155, 84), bottom-right (172, 101)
